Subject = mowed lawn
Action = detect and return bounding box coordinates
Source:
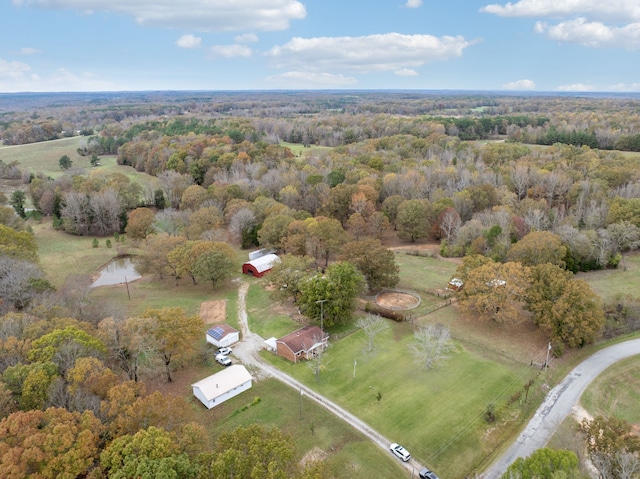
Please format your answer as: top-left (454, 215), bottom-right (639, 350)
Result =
top-left (261, 321), bottom-right (529, 478)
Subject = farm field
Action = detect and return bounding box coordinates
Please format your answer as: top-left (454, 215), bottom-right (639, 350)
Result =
top-left (0, 136), bottom-right (87, 177)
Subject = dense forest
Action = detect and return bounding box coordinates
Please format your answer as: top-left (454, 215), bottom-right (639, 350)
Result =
top-left (1, 91), bottom-right (640, 478)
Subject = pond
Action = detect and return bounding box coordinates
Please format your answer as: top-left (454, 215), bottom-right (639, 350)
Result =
top-left (91, 256), bottom-right (141, 288)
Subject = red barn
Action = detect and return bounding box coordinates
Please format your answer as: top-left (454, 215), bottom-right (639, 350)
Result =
top-left (241, 253), bottom-right (280, 278)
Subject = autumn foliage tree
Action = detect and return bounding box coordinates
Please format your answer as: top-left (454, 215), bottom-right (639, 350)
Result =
top-left (0, 407), bottom-right (103, 479)
top-left (339, 238), bottom-right (399, 292)
top-left (457, 260), bottom-right (531, 323)
top-left (139, 307), bottom-right (202, 382)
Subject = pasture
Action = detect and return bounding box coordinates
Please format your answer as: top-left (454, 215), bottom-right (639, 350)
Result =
top-left (578, 251), bottom-right (640, 302)
top-left (0, 136), bottom-right (87, 177)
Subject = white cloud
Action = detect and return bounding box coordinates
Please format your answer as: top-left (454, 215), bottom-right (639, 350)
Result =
top-left (266, 71), bottom-right (358, 88)
top-left (395, 68), bottom-right (418, 76)
top-left (555, 83), bottom-right (595, 91)
top-left (176, 34), bottom-right (202, 49)
top-left (18, 47), bottom-right (40, 55)
top-left (0, 62), bottom-right (118, 92)
top-left (209, 44), bottom-right (252, 58)
top-left (607, 82), bottom-right (640, 92)
top-left (536, 19), bottom-right (640, 49)
top-left (234, 33), bottom-right (259, 44)
top-left (266, 33), bottom-right (475, 73)
top-left (480, 0), bottom-right (640, 23)
top-left (405, 0), bottom-right (423, 8)
top-left (14, 0), bottom-right (306, 32)
top-left (0, 59), bottom-right (31, 81)
top-left (503, 79), bottom-right (536, 90)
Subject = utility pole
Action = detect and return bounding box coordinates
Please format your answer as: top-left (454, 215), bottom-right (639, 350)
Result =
top-left (315, 299), bottom-right (327, 332)
top-left (544, 341), bottom-right (551, 370)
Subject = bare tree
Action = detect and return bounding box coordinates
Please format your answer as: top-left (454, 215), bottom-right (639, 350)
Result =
top-left (411, 324), bottom-right (454, 370)
top-left (153, 208), bottom-right (190, 236)
top-left (439, 208), bottom-right (462, 242)
top-left (305, 334), bottom-right (328, 382)
top-left (356, 314), bottom-right (390, 352)
top-left (90, 188), bottom-right (122, 236)
top-left (228, 207), bottom-right (257, 244)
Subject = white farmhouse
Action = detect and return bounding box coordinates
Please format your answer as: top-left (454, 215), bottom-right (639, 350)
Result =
top-left (191, 364), bottom-right (253, 409)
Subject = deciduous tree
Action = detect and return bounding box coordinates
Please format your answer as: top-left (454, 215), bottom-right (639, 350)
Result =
top-left (125, 207), bottom-right (156, 240)
top-left (266, 254), bottom-right (315, 302)
top-left (339, 238), bottom-right (399, 292)
top-left (298, 262), bottom-right (365, 328)
top-left (357, 314), bottom-right (390, 352)
top-left (507, 230), bottom-right (567, 267)
top-left (100, 426), bottom-right (197, 479)
top-left (458, 261), bottom-right (531, 323)
top-left (0, 407), bottom-right (103, 479)
top-left (396, 199), bottom-right (432, 242)
top-left (140, 307), bottom-right (202, 382)
top-left (411, 324), bottom-right (454, 370)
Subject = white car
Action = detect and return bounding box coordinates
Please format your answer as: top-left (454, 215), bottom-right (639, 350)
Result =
top-left (217, 347), bottom-right (233, 356)
top-left (216, 354), bottom-right (232, 367)
top-left (390, 443), bottom-right (411, 462)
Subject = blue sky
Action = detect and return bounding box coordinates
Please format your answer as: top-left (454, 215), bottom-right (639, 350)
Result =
top-left (1, 0), bottom-right (639, 93)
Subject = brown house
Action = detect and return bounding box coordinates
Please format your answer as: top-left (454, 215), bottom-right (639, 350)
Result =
top-left (275, 326), bottom-right (329, 363)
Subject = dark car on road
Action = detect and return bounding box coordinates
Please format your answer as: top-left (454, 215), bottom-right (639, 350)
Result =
top-left (419, 468), bottom-right (439, 479)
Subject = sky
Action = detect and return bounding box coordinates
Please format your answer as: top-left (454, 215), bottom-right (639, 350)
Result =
top-left (1, 0), bottom-right (640, 93)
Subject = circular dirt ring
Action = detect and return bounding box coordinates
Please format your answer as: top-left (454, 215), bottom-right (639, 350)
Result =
top-left (375, 291), bottom-right (421, 310)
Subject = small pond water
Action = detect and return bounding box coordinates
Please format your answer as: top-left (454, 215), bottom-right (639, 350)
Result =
top-left (91, 256), bottom-right (141, 288)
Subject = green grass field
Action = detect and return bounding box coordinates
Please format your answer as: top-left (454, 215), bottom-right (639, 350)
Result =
top-left (245, 282), bottom-right (302, 339)
top-left (578, 252), bottom-right (640, 302)
top-left (180, 371), bottom-right (408, 479)
top-left (0, 136), bottom-right (87, 177)
top-left (261, 321), bottom-right (537, 478)
top-left (580, 356), bottom-right (640, 424)
top-left (32, 220), bottom-right (123, 287)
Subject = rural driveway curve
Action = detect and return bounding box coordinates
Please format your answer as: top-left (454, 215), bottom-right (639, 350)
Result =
top-left (483, 338), bottom-right (640, 479)
top-left (231, 280), bottom-right (425, 476)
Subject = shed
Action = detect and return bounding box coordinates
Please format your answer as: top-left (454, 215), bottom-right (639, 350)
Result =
top-left (206, 324), bottom-right (240, 348)
top-left (276, 326), bottom-right (329, 363)
top-left (264, 337), bottom-right (278, 352)
top-left (192, 364), bottom-right (252, 409)
top-left (242, 253), bottom-right (280, 278)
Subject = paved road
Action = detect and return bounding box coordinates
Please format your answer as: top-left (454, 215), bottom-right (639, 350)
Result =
top-left (232, 280), bottom-right (425, 476)
top-left (483, 338), bottom-right (640, 479)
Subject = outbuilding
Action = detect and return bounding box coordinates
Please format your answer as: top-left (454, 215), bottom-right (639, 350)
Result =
top-left (205, 324), bottom-right (240, 348)
top-left (241, 253), bottom-right (280, 278)
top-left (191, 364), bottom-right (253, 409)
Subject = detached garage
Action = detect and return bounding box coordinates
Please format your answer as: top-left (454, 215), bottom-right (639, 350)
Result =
top-left (206, 324), bottom-right (240, 348)
top-left (242, 253), bottom-right (280, 278)
top-left (192, 364), bottom-right (253, 409)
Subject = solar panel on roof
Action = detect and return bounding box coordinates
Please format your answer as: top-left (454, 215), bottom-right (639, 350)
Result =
top-left (208, 326), bottom-right (225, 340)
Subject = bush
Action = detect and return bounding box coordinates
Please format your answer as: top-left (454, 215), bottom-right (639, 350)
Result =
top-left (106, 239), bottom-right (112, 248)
top-left (92, 238), bottom-right (99, 248)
